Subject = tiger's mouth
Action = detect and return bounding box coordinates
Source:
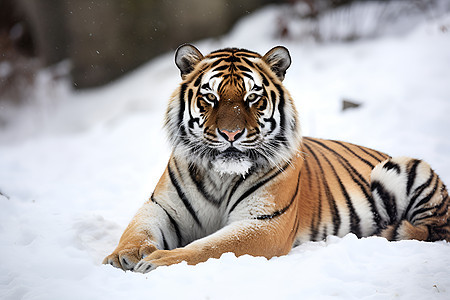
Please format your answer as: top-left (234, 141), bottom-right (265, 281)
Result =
top-left (219, 147), bottom-right (244, 159)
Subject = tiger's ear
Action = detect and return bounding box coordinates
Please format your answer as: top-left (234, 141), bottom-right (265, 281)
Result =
top-left (262, 46), bottom-right (291, 81)
top-left (175, 44), bottom-right (204, 78)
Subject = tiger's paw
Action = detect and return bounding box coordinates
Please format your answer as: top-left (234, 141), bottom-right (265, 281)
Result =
top-left (103, 242), bottom-right (157, 271)
top-left (134, 248), bottom-right (199, 273)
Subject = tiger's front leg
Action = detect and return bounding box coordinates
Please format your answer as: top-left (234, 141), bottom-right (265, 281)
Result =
top-left (102, 200), bottom-right (174, 271)
top-left (134, 216), bottom-right (295, 273)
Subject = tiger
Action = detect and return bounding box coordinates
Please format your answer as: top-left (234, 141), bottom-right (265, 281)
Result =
top-left (103, 44), bottom-right (450, 273)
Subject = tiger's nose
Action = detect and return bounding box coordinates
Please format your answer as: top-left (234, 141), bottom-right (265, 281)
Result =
top-left (219, 128), bottom-right (243, 142)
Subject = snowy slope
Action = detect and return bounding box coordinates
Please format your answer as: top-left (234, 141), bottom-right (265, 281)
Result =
top-left (1, 3), bottom-right (450, 300)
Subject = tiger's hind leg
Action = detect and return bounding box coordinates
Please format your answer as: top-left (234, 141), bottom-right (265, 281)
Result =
top-left (370, 157), bottom-right (450, 242)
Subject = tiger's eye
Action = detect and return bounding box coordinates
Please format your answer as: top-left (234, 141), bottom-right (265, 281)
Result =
top-left (247, 93), bottom-right (258, 102)
top-left (206, 93), bottom-right (217, 102)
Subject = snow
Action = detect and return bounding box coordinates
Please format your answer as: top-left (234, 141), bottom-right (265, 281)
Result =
top-left (1, 2), bottom-right (450, 299)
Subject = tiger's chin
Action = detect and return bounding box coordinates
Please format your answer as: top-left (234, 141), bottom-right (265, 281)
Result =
top-left (212, 156), bottom-right (253, 176)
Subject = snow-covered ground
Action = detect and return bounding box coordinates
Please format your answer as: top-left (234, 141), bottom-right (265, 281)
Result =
top-left (1, 2), bottom-right (450, 299)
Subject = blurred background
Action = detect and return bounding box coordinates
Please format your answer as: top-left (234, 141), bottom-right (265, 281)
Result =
top-left (0, 0), bottom-right (448, 140)
top-left (2, 0), bottom-right (427, 93)
top-left (1, 0), bottom-right (278, 91)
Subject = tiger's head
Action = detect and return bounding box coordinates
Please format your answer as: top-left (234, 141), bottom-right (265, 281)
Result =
top-left (165, 44), bottom-right (301, 176)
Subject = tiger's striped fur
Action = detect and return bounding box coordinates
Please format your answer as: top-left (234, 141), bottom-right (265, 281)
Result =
top-left (103, 45), bottom-right (449, 273)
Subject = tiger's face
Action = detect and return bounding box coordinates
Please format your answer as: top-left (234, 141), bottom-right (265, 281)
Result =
top-left (165, 45), bottom-right (301, 176)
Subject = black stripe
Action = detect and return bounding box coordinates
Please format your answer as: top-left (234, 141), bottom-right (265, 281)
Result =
top-left (176, 83), bottom-right (188, 140)
top-left (303, 143), bottom-right (341, 235)
top-left (160, 229), bottom-right (169, 250)
top-left (432, 185), bottom-right (449, 214)
top-left (187, 89), bottom-right (195, 125)
top-left (263, 117), bottom-right (276, 132)
top-left (310, 212), bottom-right (317, 240)
top-left (305, 158), bottom-right (321, 241)
top-left (188, 117), bottom-right (200, 129)
top-left (241, 57), bottom-right (257, 68)
top-left (371, 180), bottom-right (397, 224)
top-left (209, 59), bottom-right (223, 68)
top-left (402, 172), bottom-right (434, 220)
top-left (305, 139), bottom-right (378, 200)
top-left (431, 204), bottom-right (450, 219)
top-left (201, 82), bottom-right (211, 90)
top-left (235, 51), bottom-right (259, 57)
top-left (151, 195), bottom-right (182, 247)
top-left (178, 83), bottom-right (187, 126)
top-left (406, 159), bottom-right (421, 195)
top-left (253, 85), bottom-right (263, 91)
top-left (168, 160), bottom-right (202, 227)
top-left (321, 226), bottom-right (329, 240)
top-left (223, 55), bottom-right (241, 63)
top-left (226, 176), bottom-right (246, 208)
top-left (228, 163), bottom-right (290, 214)
top-left (310, 168), bottom-right (322, 241)
top-left (213, 65), bottom-right (229, 71)
top-left (305, 138), bottom-right (382, 229)
top-left (303, 157), bottom-right (313, 191)
top-left (166, 212), bottom-right (182, 248)
top-left (315, 183), bottom-right (323, 240)
top-left (236, 65), bottom-right (252, 72)
top-left (382, 161), bottom-right (401, 174)
top-left (411, 206), bottom-right (439, 222)
top-left (410, 175), bottom-right (440, 222)
top-left (428, 225), bottom-right (449, 241)
top-left (256, 171), bottom-right (301, 220)
top-left (255, 97), bottom-right (267, 112)
top-left (259, 71), bottom-right (269, 86)
top-left (328, 138), bottom-right (387, 163)
top-left (329, 140), bottom-right (376, 168)
top-left (359, 146), bottom-right (388, 162)
top-left (414, 173), bottom-right (439, 209)
top-left (209, 48), bottom-right (243, 55)
top-left (411, 206), bottom-right (437, 223)
top-left (305, 138), bottom-right (371, 187)
top-left (242, 72), bottom-right (255, 80)
top-left (392, 222), bottom-right (403, 241)
top-left (188, 166), bottom-right (220, 206)
top-left (274, 84), bottom-right (286, 136)
top-left (270, 90), bottom-right (277, 105)
top-left (246, 129), bottom-right (259, 140)
top-left (311, 143), bottom-right (362, 237)
top-left (193, 73), bottom-right (203, 87)
top-left (208, 52), bottom-right (231, 59)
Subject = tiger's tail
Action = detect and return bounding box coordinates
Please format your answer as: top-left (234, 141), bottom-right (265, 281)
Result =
top-left (370, 157), bottom-right (450, 242)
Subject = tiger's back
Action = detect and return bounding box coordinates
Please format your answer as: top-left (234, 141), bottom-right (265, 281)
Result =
top-left (294, 137), bottom-right (449, 244)
top-left (295, 137), bottom-right (389, 243)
